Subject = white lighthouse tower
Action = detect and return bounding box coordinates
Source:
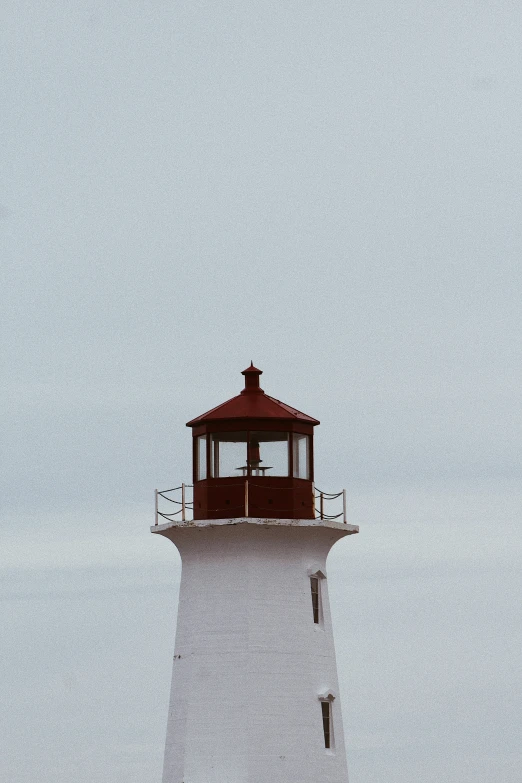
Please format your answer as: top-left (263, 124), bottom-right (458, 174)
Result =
top-left (152, 365), bottom-right (358, 783)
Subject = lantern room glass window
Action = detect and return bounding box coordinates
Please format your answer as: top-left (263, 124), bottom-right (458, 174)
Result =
top-left (249, 432), bottom-right (289, 476)
top-left (195, 434), bottom-right (207, 481)
top-left (210, 432), bottom-right (248, 477)
top-left (209, 431), bottom-right (290, 477)
top-left (292, 433), bottom-right (310, 479)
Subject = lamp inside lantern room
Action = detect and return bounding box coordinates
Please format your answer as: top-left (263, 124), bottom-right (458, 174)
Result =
top-left (247, 436), bottom-right (262, 471)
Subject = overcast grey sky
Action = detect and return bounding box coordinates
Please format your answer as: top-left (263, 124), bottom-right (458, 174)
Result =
top-left (1, 2), bottom-right (521, 781)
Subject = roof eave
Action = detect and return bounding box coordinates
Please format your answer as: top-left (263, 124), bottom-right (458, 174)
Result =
top-left (186, 415), bottom-right (320, 427)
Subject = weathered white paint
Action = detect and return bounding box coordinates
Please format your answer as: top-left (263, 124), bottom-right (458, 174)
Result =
top-left (152, 517), bottom-right (358, 783)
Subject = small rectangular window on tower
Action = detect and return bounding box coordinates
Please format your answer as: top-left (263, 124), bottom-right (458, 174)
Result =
top-left (321, 700), bottom-right (332, 749)
top-left (310, 576), bottom-right (320, 624)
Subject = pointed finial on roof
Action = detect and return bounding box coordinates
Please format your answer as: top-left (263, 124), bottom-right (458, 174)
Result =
top-left (241, 363), bottom-right (263, 394)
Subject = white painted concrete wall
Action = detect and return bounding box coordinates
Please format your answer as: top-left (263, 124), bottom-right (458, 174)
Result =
top-left (153, 518), bottom-right (357, 783)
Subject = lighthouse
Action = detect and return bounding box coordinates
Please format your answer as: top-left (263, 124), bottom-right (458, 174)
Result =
top-left (152, 365), bottom-right (358, 783)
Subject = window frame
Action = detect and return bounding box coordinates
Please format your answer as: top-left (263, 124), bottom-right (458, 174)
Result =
top-left (195, 434), bottom-right (208, 482)
top-left (209, 431), bottom-right (249, 478)
top-left (292, 432), bottom-right (311, 479)
top-left (248, 430), bottom-right (290, 477)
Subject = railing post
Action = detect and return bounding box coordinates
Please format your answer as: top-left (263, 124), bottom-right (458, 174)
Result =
top-left (245, 479), bottom-right (249, 517)
top-left (181, 483), bottom-right (186, 521)
top-left (343, 489), bottom-right (347, 524)
top-left (320, 491), bottom-right (324, 521)
top-left (154, 489), bottom-right (158, 526)
top-left (312, 481), bottom-right (316, 518)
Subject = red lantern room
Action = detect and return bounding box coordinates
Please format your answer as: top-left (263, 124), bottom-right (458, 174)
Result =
top-left (186, 364), bottom-right (319, 520)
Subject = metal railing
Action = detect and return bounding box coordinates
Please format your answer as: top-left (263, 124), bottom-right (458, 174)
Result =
top-left (154, 484), bottom-right (194, 525)
top-left (154, 482), bottom-right (347, 525)
top-left (313, 485), bottom-right (347, 523)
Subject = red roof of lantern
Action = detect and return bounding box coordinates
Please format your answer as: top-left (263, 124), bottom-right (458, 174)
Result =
top-left (186, 363), bottom-right (320, 427)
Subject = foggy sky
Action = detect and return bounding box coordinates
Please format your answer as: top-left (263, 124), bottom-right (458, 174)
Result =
top-left (1, 2), bottom-right (521, 782)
